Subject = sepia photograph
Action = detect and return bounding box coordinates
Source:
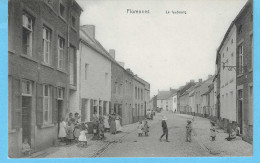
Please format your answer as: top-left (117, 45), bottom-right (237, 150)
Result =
top-left (7, 0), bottom-right (254, 159)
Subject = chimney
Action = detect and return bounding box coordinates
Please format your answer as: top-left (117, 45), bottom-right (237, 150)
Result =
top-left (199, 79), bottom-right (202, 83)
top-left (190, 80), bottom-right (195, 83)
top-left (118, 62), bottom-right (125, 68)
top-left (208, 75), bottom-right (213, 79)
top-left (81, 25), bottom-right (95, 39)
top-left (109, 49), bottom-right (115, 59)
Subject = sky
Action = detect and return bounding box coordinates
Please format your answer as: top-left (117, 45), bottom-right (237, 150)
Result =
top-left (76, 0), bottom-right (247, 97)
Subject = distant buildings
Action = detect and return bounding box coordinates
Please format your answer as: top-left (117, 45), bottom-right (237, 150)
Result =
top-left (157, 89), bottom-right (177, 111)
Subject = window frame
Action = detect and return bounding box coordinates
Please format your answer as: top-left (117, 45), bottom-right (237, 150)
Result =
top-left (43, 85), bottom-right (52, 124)
top-left (43, 26), bottom-right (51, 64)
top-left (21, 79), bottom-right (32, 96)
top-left (22, 14), bottom-right (33, 57)
top-left (58, 36), bottom-right (65, 70)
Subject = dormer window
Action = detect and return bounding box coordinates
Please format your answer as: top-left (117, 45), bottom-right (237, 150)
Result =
top-left (238, 25), bottom-right (243, 34)
top-left (71, 16), bottom-right (76, 28)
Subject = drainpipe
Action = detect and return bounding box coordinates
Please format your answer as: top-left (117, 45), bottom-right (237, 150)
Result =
top-left (67, 0), bottom-right (71, 114)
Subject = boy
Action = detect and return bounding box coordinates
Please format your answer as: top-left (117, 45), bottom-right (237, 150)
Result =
top-left (22, 138), bottom-right (31, 156)
top-left (186, 120), bottom-right (192, 142)
top-left (210, 121), bottom-right (216, 141)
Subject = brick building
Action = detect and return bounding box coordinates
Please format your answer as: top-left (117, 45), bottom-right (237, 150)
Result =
top-left (110, 50), bottom-right (135, 125)
top-left (8, 0), bottom-right (82, 157)
top-left (234, 0), bottom-right (253, 143)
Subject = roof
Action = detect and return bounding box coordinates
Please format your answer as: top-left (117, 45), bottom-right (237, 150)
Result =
top-left (200, 76), bottom-right (214, 96)
top-left (177, 82), bottom-right (197, 96)
top-left (157, 91), bottom-right (173, 100)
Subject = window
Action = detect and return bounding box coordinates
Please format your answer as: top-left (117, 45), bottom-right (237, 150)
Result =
top-left (105, 73), bottom-right (108, 86)
top-left (43, 26), bottom-right (51, 64)
top-left (85, 64), bottom-right (88, 80)
top-left (43, 85), bottom-right (52, 124)
top-left (22, 80), bottom-right (32, 96)
top-left (238, 45), bottom-right (244, 74)
top-left (57, 87), bottom-right (64, 100)
top-left (227, 47), bottom-right (228, 51)
top-left (135, 87), bottom-right (137, 99)
top-left (58, 37), bottom-right (64, 69)
top-left (114, 83), bottom-right (117, 94)
top-left (231, 39), bottom-right (233, 44)
top-left (223, 53), bottom-right (224, 58)
top-left (69, 46), bottom-right (76, 85)
top-left (238, 25), bottom-right (242, 34)
top-left (71, 16), bottom-right (76, 28)
top-left (22, 14), bottom-right (33, 56)
top-left (59, 2), bottom-right (65, 18)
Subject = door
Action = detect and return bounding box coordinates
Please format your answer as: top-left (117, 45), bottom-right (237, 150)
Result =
top-left (238, 100), bottom-right (243, 134)
top-left (57, 100), bottom-right (63, 133)
top-left (22, 96), bottom-right (31, 144)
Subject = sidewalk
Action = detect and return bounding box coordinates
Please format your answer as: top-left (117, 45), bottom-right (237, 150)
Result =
top-left (29, 116), bottom-right (159, 158)
top-left (177, 114), bottom-right (253, 156)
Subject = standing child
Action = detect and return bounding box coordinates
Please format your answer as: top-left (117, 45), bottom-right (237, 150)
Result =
top-left (66, 121), bottom-right (74, 145)
top-left (143, 120), bottom-right (149, 136)
top-left (137, 120), bottom-right (143, 137)
top-left (210, 121), bottom-right (216, 141)
top-left (22, 138), bottom-right (31, 156)
top-left (186, 120), bottom-right (192, 142)
top-left (78, 124), bottom-right (88, 147)
top-left (99, 118), bottom-right (105, 140)
top-left (58, 118), bottom-right (67, 143)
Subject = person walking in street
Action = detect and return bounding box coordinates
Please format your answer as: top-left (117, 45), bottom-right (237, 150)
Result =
top-left (143, 120), bottom-right (149, 136)
top-left (137, 120), bottom-right (144, 137)
top-left (160, 116), bottom-right (169, 142)
top-left (58, 118), bottom-right (67, 143)
top-left (210, 121), bottom-right (216, 141)
top-left (110, 113), bottom-right (117, 134)
top-left (186, 120), bottom-right (192, 142)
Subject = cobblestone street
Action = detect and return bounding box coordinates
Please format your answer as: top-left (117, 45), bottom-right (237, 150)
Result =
top-left (33, 112), bottom-right (252, 158)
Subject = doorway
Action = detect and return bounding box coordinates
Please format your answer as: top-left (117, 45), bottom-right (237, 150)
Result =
top-left (57, 100), bottom-right (63, 134)
top-left (22, 96), bottom-right (31, 145)
top-left (238, 89), bottom-right (243, 134)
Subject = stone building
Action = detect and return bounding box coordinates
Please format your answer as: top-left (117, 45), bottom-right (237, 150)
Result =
top-left (8, 0), bottom-right (82, 157)
top-left (234, 0), bottom-right (253, 143)
top-left (177, 81), bottom-right (196, 113)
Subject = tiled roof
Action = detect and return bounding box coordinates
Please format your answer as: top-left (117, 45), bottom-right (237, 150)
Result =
top-left (157, 91), bottom-right (173, 100)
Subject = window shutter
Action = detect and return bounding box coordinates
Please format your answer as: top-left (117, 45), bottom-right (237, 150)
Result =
top-left (36, 83), bottom-right (43, 126)
top-left (90, 99), bottom-right (93, 121)
top-left (52, 87), bottom-right (58, 124)
top-left (12, 78), bottom-right (22, 129)
top-left (81, 99), bottom-right (86, 122)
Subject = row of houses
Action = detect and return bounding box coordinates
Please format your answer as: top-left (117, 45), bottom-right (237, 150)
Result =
top-left (151, 0), bottom-right (253, 144)
top-left (8, 0), bottom-right (150, 157)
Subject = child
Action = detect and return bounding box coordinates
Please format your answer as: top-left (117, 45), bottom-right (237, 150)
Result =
top-left (210, 121), bottom-right (216, 141)
top-left (66, 121), bottom-right (74, 145)
top-left (99, 118), bottom-right (105, 140)
top-left (143, 120), bottom-right (149, 136)
top-left (58, 118), bottom-right (67, 143)
top-left (22, 138), bottom-right (31, 156)
top-left (78, 124), bottom-right (88, 147)
top-left (186, 120), bottom-right (192, 142)
top-left (137, 120), bottom-right (143, 137)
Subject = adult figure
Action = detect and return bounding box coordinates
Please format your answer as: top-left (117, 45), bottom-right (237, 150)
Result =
top-left (115, 114), bottom-right (122, 132)
top-left (103, 114), bottom-right (110, 132)
top-left (110, 112), bottom-right (116, 134)
top-left (159, 116), bottom-right (169, 142)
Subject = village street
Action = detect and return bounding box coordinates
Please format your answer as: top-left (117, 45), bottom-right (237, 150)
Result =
top-left (31, 112), bottom-right (252, 158)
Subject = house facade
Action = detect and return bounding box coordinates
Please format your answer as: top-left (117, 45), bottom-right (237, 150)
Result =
top-left (70, 26), bottom-right (111, 123)
top-left (234, 0), bottom-right (253, 143)
top-left (8, 0), bottom-right (82, 157)
top-left (157, 90), bottom-right (173, 111)
top-left (132, 76), bottom-right (146, 123)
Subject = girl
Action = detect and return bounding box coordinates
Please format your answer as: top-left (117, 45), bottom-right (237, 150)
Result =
top-left (58, 118), bottom-right (67, 142)
top-left (210, 121), bottom-right (216, 141)
top-left (143, 120), bottom-right (149, 136)
top-left (66, 121), bottom-right (74, 145)
top-left (115, 114), bottom-right (122, 133)
top-left (78, 124), bottom-right (88, 147)
top-left (137, 120), bottom-right (143, 137)
top-left (22, 138), bottom-right (31, 156)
